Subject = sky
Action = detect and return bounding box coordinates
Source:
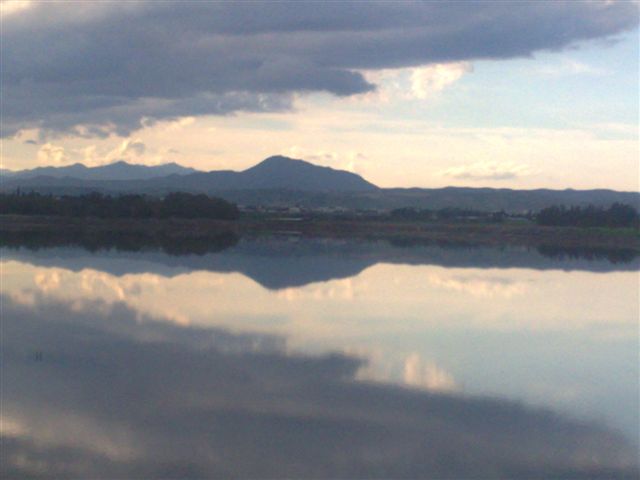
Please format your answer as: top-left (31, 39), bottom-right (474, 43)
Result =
top-left (0, 0), bottom-right (638, 190)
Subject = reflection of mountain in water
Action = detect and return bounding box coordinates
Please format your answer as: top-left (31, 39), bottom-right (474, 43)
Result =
top-left (3, 293), bottom-right (637, 479)
top-left (2, 236), bottom-right (638, 290)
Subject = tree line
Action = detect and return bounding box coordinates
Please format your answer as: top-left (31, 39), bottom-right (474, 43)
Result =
top-left (535, 203), bottom-right (638, 228)
top-left (0, 191), bottom-right (240, 220)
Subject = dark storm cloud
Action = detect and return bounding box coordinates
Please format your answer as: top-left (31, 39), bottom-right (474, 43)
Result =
top-left (1, 1), bottom-right (637, 137)
top-left (2, 293), bottom-right (638, 478)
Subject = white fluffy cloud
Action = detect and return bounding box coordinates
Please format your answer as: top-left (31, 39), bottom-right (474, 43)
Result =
top-left (36, 143), bottom-right (67, 165)
top-left (359, 62), bottom-right (472, 102)
top-left (410, 62), bottom-right (473, 99)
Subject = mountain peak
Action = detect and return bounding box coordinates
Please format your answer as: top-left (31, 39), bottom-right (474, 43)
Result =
top-left (254, 155), bottom-right (308, 167)
top-left (262, 155), bottom-right (298, 163)
top-left (238, 155), bottom-right (377, 191)
top-left (243, 156), bottom-right (314, 175)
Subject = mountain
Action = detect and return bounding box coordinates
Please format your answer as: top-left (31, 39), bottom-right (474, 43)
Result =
top-left (166, 156), bottom-right (379, 192)
top-left (1, 156), bottom-right (378, 193)
top-left (238, 156), bottom-right (377, 191)
top-left (2, 156), bottom-right (638, 212)
top-left (2, 160), bottom-right (198, 181)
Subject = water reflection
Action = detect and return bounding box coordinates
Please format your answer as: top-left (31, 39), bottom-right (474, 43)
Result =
top-left (2, 236), bottom-right (639, 293)
top-left (2, 294), bottom-right (637, 479)
top-left (1, 237), bottom-right (638, 478)
top-left (1, 229), bottom-right (239, 256)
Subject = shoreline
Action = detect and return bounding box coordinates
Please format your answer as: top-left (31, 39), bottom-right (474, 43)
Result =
top-left (1, 214), bottom-right (638, 252)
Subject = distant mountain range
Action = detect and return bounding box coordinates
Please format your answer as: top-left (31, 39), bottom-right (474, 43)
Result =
top-left (1, 156), bottom-right (376, 193)
top-left (0, 160), bottom-right (197, 181)
top-left (1, 155), bottom-right (638, 212)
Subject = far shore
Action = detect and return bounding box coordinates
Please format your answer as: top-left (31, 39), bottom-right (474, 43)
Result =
top-left (1, 214), bottom-right (638, 252)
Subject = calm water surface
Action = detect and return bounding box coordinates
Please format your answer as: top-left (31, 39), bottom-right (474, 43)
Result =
top-left (1, 238), bottom-right (638, 478)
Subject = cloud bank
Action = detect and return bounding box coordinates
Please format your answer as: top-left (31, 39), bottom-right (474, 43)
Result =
top-left (1, 1), bottom-right (637, 138)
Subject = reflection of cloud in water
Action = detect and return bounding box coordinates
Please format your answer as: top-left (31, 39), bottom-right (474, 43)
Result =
top-left (3, 259), bottom-right (636, 336)
top-left (21, 267), bottom-right (199, 325)
top-left (40, 269), bottom-right (162, 302)
top-left (277, 278), bottom-right (356, 302)
top-left (34, 271), bottom-right (61, 293)
top-left (353, 349), bottom-right (458, 393)
top-left (427, 273), bottom-right (528, 298)
top-left (2, 294), bottom-right (637, 479)
top-left (403, 353), bottom-right (458, 392)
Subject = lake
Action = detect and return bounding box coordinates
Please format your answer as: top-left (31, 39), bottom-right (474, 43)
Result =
top-left (1, 236), bottom-right (638, 478)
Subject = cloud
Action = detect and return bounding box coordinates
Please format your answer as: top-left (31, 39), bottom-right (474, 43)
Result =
top-left (1, 2), bottom-right (637, 138)
top-left (36, 143), bottom-right (67, 165)
top-left (358, 62), bottom-right (472, 102)
top-left (441, 160), bottom-right (534, 181)
top-left (3, 89), bottom-right (294, 140)
top-left (410, 62), bottom-right (473, 99)
top-left (116, 138), bottom-right (145, 158)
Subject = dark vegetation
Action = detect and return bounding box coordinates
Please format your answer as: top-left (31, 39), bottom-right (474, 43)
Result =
top-left (1, 192), bottom-right (638, 254)
top-left (1, 191), bottom-right (637, 232)
top-left (535, 203), bottom-right (639, 228)
top-left (0, 191), bottom-right (240, 220)
top-left (389, 203), bottom-right (639, 228)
